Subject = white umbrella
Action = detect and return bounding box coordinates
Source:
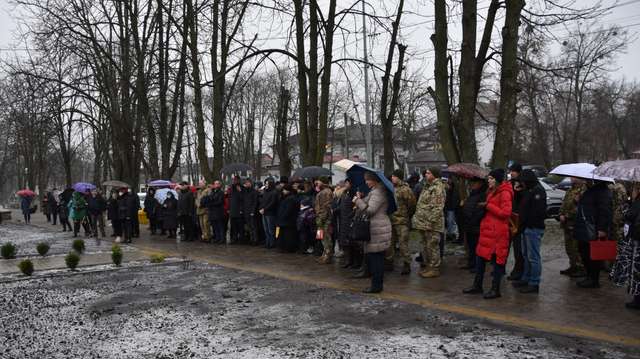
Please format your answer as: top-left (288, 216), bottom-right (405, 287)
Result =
top-left (155, 188), bottom-right (178, 204)
top-left (550, 163), bottom-right (614, 182)
top-left (333, 159), bottom-right (358, 171)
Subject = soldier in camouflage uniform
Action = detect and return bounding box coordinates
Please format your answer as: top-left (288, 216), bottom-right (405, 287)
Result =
top-left (411, 166), bottom-right (446, 278)
top-left (389, 169), bottom-right (417, 275)
top-left (559, 178), bottom-right (586, 277)
top-left (609, 182), bottom-right (628, 243)
top-left (314, 177), bottom-right (334, 264)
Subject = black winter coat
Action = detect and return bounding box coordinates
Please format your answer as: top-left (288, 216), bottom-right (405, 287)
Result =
top-left (229, 186), bottom-right (244, 218)
top-left (117, 193), bottom-right (138, 220)
top-left (518, 183), bottom-right (547, 230)
top-left (260, 188), bottom-right (279, 216)
top-left (575, 182), bottom-right (613, 242)
top-left (107, 197), bottom-right (119, 221)
top-left (243, 187), bottom-right (258, 219)
top-left (177, 190), bottom-right (195, 217)
top-left (162, 197), bottom-right (178, 230)
top-left (202, 189), bottom-right (225, 222)
top-left (276, 194), bottom-right (299, 227)
top-left (334, 190), bottom-right (355, 246)
top-left (462, 187), bottom-right (486, 235)
top-left (445, 182), bottom-right (460, 211)
top-left (88, 195), bottom-right (107, 216)
top-left (144, 195), bottom-right (161, 219)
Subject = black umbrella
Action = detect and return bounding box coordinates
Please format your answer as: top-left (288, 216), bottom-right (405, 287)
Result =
top-left (221, 162), bottom-right (253, 174)
top-left (60, 188), bottom-right (74, 202)
top-left (292, 166), bottom-right (333, 179)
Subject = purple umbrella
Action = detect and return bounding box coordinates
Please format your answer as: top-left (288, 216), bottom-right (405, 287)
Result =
top-left (148, 179), bottom-right (172, 188)
top-left (73, 182), bottom-right (96, 193)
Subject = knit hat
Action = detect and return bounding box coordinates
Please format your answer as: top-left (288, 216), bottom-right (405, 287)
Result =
top-left (520, 169), bottom-right (538, 184)
top-left (488, 168), bottom-right (505, 183)
top-left (428, 166), bottom-right (441, 178)
top-left (392, 169), bottom-right (404, 180)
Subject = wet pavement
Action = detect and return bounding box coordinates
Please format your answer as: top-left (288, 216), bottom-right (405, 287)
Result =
top-left (2, 210), bottom-right (640, 354)
top-left (1, 262), bottom-right (637, 358)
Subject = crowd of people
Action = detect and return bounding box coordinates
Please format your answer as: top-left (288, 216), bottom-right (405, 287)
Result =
top-left (24, 162), bottom-right (640, 308)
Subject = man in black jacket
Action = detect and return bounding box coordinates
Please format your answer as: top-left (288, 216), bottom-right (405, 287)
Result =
top-left (508, 162), bottom-right (526, 280)
top-left (259, 178), bottom-right (279, 248)
top-left (202, 181), bottom-right (226, 244)
top-left (243, 179), bottom-right (259, 245)
top-left (512, 169), bottom-right (547, 294)
top-left (228, 176), bottom-right (244, 244)
top-left (575, 180), bottom-right (613, 288)
top-left (461, 177), bottom-right (486, 271)
top-left (144, 188), bottom-right (161, 235)
top-left (177, 182), bottom-right (196, 241)
top-left (117, 188), bottom-right (138, 243)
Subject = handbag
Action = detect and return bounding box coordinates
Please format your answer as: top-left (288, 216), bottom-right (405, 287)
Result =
top-left (590, 238), bottom-right (617, 261)
top-left (350, 211), bottom-right (371, 242)
top-left (579, 207), bottom-right (597, 241)
top-left (509, 213), bottom-right (519, 237)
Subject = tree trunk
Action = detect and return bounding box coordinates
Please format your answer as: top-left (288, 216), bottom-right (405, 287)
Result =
top-left (491, 0), bottom-right (525, 168)
top-left (315, 0), bottom-right (337, 165)
top-left (430, 0), bottom-right (459, 165)
top-left (276, 87), bottom-right (292, 177)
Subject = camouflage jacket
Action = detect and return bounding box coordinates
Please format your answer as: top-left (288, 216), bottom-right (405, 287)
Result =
top-left (314, 187), bottom-right (333, 228)
top-left (195, 188), bottom-right (211, 215)
top-left (610, 182), bottom-right (628, 241)
top-left (391, 181), bottom-right (416, 226)
top-left (559, 183), bottom-right (586, 227)
top-left (412, 178), bottom-right (446, 233)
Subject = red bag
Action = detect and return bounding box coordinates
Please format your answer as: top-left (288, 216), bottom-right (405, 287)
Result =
top-left (589, 239), bottom-right (617, 261)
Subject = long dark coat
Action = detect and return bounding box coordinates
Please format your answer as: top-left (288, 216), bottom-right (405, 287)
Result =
top-left (162, 197), bottom-right (178, 230)
top-left (334, 190), bottom-right (355, 247)
top-left (611, 198), bottom-right (640, 295)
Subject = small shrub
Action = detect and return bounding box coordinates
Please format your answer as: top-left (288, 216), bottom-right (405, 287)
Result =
top-left (1, 242), bottom-right (17, 259)
top-left (65, 252), bottom-right (80, 270)
top-left (111, 245), bottom-right (123, 266)
top-left (36, 242), bottom-right (50, 256)
top-left (72, 239), bottom-right (85, 254)
top-left (150, 254), bottom-right (165, 263)
top-left (18, 260), bottom-right (34, 276)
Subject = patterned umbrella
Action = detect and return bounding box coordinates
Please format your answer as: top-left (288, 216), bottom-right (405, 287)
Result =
top-left (148, 179), bottom-right (173, 188)
top-left (446, 163), bottom-right (489, 179)
top-left (550, 163), bottom-right (614, 182)
top-left (73, 182), bottom-right (96, 193)
top-left (154, 188), bottom-right (178, 205)
top-left (594, 159), bottom-right (640, 182)
top-left (16, 189), bottom-right (36, 197)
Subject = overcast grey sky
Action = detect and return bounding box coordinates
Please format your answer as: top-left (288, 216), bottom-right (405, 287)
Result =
top-left (0, 1), bottom-right (638, 80)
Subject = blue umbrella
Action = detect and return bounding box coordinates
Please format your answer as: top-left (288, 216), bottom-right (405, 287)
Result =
top-left (73, 182), bottom-right (96, 193)
top-left (346, 164), bottom-right (397, 215)
top-left (148, 179), bottom-right (172, 187)
top-left (154, 188), bottom-right (178, 204)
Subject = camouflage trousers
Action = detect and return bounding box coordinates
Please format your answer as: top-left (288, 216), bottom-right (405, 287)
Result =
top-left (387, 224), bottom-right (410, 264)
top-left (563, 227), bottom-right (583, 270)
top-left (319, 224), bottom-right (333, 256)
top-left (421, 230), bottom-right (442, 270)
top-left (198, 213), bottom-right (210, 241)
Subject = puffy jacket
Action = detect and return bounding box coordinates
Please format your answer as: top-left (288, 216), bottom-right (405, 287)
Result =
top-left (276, 193), bottom-right (299, 227)
top-left (390, 181), bottom-right (416, 226)
top-left (144, 194), bottom-right (161, 219)
top-left (575, 181), bottom-right (612, 242)
top-left (412, 179), bottom-right (446, 233)
top-left (88, 195), bottom-right (107, 216)
top-left (476, 181), bottom-right (514, 265)
top-left (243, 187), bottom-right (259, 218)
top-left (354, 184), bottom-right (391, 253)
top-left (229, 185), bottom-right (244, 218)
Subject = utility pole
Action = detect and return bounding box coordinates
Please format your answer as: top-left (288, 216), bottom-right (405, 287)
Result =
top-left (362, 0), bottom-right (373, 167)
top-left (343, 112), bottom-right (349, 160)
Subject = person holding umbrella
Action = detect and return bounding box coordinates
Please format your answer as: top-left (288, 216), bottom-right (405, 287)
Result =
top-left (353, 171), bottom-right (392, 293)
top-left (20, 193), bottom-right (33, 224)
top-left (612, 183), bottom-right (640, 309)
top-left (69, 191), bottom-right (89, 237)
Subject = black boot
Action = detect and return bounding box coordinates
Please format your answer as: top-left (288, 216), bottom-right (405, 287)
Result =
top-left (352, 256), bottom-right (370, 279)
top-left (463, 274), bottom-right (484, 294)
top-left (400, 262), bottom-right (411, 275)
top-left (340, 248), bottom-right (353, 269)
top-left (483, 280), bottom-right (501, 299)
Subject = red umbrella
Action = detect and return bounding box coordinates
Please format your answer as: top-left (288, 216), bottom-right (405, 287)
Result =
top-left (446, 163), bottom-right (489, 179)
top-left (17, 189), bottom-right (36, 197)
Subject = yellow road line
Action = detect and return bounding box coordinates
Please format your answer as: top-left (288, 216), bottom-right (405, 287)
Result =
top-left (133, 244), bottom-right (640, 347)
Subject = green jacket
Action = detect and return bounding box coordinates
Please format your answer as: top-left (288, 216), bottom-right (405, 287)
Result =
top-left (70, 192), bottom-right (88, 221)
top-left (391, 181), bottom-right (416, 226)
top-left (412, 178), bottom-right (446, 233)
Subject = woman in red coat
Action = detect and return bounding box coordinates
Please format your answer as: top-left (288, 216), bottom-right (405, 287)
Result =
top-left (463, 169), bottom-right (513, 299)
